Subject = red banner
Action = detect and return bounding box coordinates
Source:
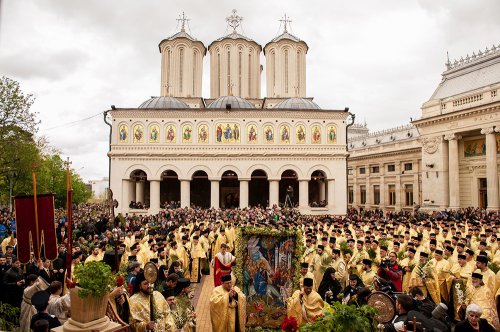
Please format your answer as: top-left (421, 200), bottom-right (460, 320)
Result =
top-left (14, 194), bottom-right (57, 263)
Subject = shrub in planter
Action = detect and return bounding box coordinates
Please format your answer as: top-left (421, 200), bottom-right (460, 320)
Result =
top-left (71, 261), bottom-right (116, 323)
top-left (299, 302), bottom-right (378, 332)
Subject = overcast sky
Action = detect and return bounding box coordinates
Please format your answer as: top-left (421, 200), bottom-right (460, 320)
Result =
top-left (1, 0), bottom-right (499, 182)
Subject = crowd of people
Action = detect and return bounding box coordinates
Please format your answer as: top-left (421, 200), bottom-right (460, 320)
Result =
top-left (0, 203), bottom-right (499, 331)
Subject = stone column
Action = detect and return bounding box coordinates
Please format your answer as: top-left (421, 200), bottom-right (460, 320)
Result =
top-left (129, 180), bottom-right (136, 205)
top-left (481, 127), bottom-right (500, 210)
top-left (365, 174), bottom-right (371, 209)
top-left (269, 180), bottom-right (279, 207)
top-left (319, 181), bottom-right (326, 202)
top-left (136, 181), bottom-right (145, 204)
top-left (299, 179), bottom-right (309, 209)
top-left (180, 180), bottom-right (190, 208)
top-left (239, 179), bottom-right (249, 208)
top-left (149, 180), bottom-right (161, 214)
top-left (210, 180), bottom-right (220, 208)
top-left (327, 179), bottom-right (335, 209)
top-left (122, 179), bottom-right (130, 211)
top-left (379, 176), bottom-right (385, 209)
top-left (395, 164), bottom-right (402, 210)
top-left (444, 133), bottom-right (462, 209)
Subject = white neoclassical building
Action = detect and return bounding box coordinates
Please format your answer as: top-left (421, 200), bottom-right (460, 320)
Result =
top-left (108, 11), bottom-right (350, 216)
top-left (346, 43), bottom-right (500, 212)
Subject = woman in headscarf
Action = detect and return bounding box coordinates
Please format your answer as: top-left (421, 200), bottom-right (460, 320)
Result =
top-left (342, 274), bottom-right (364, 303)
top-left (317, 267), bottom-right (342, 305)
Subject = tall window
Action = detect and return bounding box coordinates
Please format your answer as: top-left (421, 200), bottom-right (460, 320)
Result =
top-left (271, 51), bottom-right (275, 89)
top-left (405, 184), bottom-right (414, 206)
top-left (388, 164), bottom-right (395, 172)
top-left (404, 163), bottom-right (413, 171)
top-left (360, 185), bottom-right (366, 204)
top-left (284, 49), bottom-right (289, 94)
top-left (166, 49), bottom-right (171, 92)
top-left (297, 51), bottom-right (301, 95)
top-left (238, 51), bottom-right (242, 96)
top-left (227, 50), bottom-right (231, 93)
top-left (248, 53), bottom-right (251, 96)
top-left (371, 166), bottom-right (380, 173)
top-left (193, 50), bottom-right (197, 95)
top-left (373, 185), bottom-right (380, 205)
top-left (389, 185), bottom-right (396, 205)
top-left (348, 186), bottom-right (354, 204)
top-left (217, 53), bottom-right (221, 95)
top-left (179, 48), bottom-right (184, 93)
top-left (359, 167), bottom-right (366, 175)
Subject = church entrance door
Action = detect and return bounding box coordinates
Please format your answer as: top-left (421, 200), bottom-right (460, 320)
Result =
top-left (249, 169), bottom-right (269, 207)
top-left (191, 170), bottom-right (210, 208)
top-left (220, 170), bottom-right (239, 208)
top-left (479, 178), bottom-right (487, 209)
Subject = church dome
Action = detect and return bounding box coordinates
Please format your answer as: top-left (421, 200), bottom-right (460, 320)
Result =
top-left (273, 98), bottom-right (320, 110)
top-left (207, 96), bottom-right (255, 109)
top-left (138, 96), bottom-right (189, 109)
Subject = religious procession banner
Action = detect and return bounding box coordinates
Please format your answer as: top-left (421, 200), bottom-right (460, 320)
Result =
top-left (235, 227), bottom-right (303, 329)
top-left (14, 194), bottom-right (57, 263)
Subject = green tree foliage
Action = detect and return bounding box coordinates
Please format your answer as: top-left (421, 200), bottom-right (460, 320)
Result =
top-left (0, 76), bottom-right (91, 208)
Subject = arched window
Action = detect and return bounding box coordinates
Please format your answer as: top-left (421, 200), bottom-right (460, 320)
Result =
top-left (166, 49), bottom-right (171, 94)
top-left (238, 51), bottom-right (242, 96)
top-left (217, 53), bottom-right (221, 96)
top-left (248, 53), bottom-right (252, 96)
top-left (193, 50), bottom-right (197, 95)
top-left (284, 49), bottom-right (289, 94)
top-left (297, 50), bottom-right (301, 95)
top-left (271, 50), bottom-right (276, 89)
top-left (227, 50), bottom-right (231, 93)
top-left (179, 48), bottom-right (184, 93)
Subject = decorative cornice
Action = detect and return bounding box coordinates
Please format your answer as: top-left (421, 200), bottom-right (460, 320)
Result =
top-left (112, 156), bottom-right (348, 162)
top-left (445, 43), bottom-right (500, 71)
top-left (347, 147), bottom-right (421, 161)
top-left (413, 104), bottom-right (500, 128)
top-left (111, 109), bottom-right (349, 120)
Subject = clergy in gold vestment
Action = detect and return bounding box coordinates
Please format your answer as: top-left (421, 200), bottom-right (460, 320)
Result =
top-left (209, 274), bottom-right (246, 332)
top-left (408, 252), bottom-right (440, 304)
top-left (464, 272), bottom-right (500, 330)
top-left (286, 277), bottom-right (325, 326)
top-left (190, 235), bottom-right (206, 283)
top-left (129, 272), bottom-right (174, 332)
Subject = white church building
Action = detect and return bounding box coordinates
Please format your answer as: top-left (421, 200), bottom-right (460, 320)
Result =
top-left (108, 11), bottom-right (350, 216)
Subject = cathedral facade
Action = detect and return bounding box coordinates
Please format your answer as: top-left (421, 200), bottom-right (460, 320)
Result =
top-left (108, 11), bottom-right (349, 216)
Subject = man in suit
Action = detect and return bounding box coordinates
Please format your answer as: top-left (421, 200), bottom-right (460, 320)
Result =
top-left (384, 294), bottom-right (414, 332)
top-left (38, 257), bottom-right (55, 283)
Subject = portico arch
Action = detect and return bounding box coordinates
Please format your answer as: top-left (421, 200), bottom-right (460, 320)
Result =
top-left (309, 170), bottom-right (327, 207)
top-left (191, 170), bottom-right (210, 208)
top-left (279, 169), bottom-right (299, 207)
top-left (129, 169), bottom-right (149, 208)
top-left (249, 169), bottom-right (269, 207)
top-left (220, 170), bottom-right (239, 208)
top-left (160, 170), bottom-right (180, 208)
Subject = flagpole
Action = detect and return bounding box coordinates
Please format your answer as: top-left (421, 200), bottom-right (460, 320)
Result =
top-left (65, 158), bottom-right (73, 279)
top-left (32, 165), bottom-right (40, 258)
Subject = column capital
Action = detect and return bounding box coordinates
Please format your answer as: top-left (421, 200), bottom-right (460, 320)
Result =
top-left (208, 177), bottom-right (220, 182)
top-left (444, 133), bottom-right (462, 141)
top-left (239, 178), bottom-right (251, 182)
top-left (179, 178), bottom-right (191, 182)
top-left (481, 126), bottom-right (496, 135)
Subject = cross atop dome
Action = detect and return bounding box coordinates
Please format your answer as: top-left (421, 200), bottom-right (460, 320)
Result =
top-left (279, 14), bottom-right (292, 33)
top-left (177, 12), bottom-right (190, 32)
top-left (226, 9), bottom-right (243, 32)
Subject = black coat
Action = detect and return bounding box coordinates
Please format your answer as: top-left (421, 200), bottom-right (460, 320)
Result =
top-left (30, 312), bottom-right (61, 330)
top-left (2, 266), bottom-right (24, 307)
top-left (454, 318), bottom-right (495, 332)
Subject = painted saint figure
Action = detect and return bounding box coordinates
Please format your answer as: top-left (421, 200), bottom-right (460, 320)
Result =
top-left (312, 126), bottom-right (321, 143)
top-left (119, 125), bottom-right (128, 142)
top-left (216, 125), bottom-right (223, 142)
top-left (281, 126), bottom-right (289, 143)
top-left (183, 125), bottom-right (192, 142)
top-left (297, 126), bottom-right (306, 143)
top-left (248, 126), bottom-right (257, 142)
top-left (150, 126), bottom-right (159, 142)
top-left (234, 124), bottom-right (240, 141)
top-left (166, 125), bottom-right (175, 142)
top-left (224, 124), bottom-right (233, 141)
top-left (134, 126), bottom-right (143, 143)
top-left (265, 127), bottom-right (273, 142)
top-left (199, 125), bottom-right (208, 143)
top-left (328, 126), bottom-right (336, 143)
